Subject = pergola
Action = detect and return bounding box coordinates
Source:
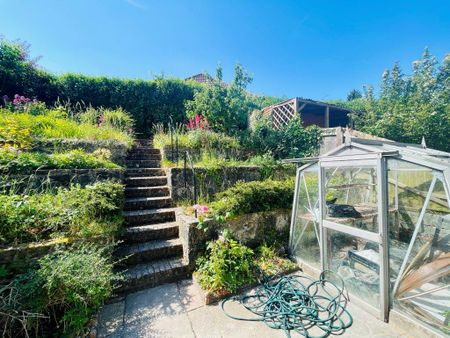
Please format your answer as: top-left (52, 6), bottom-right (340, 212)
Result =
top-left (263, 97), bottom-right (352, 129)
top-left (287, 134), bottom-right (450, 335)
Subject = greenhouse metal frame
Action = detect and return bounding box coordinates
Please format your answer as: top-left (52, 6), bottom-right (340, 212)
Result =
top-left (288, 135), bottom-right (450, 334)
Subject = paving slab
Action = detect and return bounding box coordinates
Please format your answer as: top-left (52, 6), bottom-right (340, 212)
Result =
top-left (97, 300), bottom-right (125, 338)
top-left (97, 278), bottom-right (424, 338)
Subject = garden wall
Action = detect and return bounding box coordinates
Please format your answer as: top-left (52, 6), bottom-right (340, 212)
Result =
top-left (320, 127), bottom-right (389, 154)
top-left (5, 168), bottom-right (124, 192)
top-left (169, 166), bottom-right (295, 202)
top-left (177, 208), bottom-right (292, 270)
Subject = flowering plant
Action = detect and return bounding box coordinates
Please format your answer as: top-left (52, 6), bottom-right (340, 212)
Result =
top-left (186, 114), bottom-right (209, 130)
top-left (193, 204), bottom-right (209, 213)
top-left (3, 94), bottom-right (45, 115)
top-left (193, 204), bottom-right (209, 231)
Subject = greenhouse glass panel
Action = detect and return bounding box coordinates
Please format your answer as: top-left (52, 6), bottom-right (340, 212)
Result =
top-left (387, 159), bottom-right (450, 334)
top-left (290, 164), bottom-right (320, 269)
top-left (324, 165), bottom-right (379, 233)
top-left (327, 229), bottom-right (380, 308)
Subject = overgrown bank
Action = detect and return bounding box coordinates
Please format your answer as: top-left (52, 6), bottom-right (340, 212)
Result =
top-left (0, 95), bottom-right (133, 337)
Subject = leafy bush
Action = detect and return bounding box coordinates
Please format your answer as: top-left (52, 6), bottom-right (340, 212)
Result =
top-left (77, 106), bottom-right (134, 132)
top-left (195, 241), bottom-right (297, 293)
top-left (0, 118), bottom-right (32, 148)
top-left (196, 239), bottom-right (256, 293)
top-left (0, 244), bottom-right (120, 337)
top-left (36, 244), bottom-right (120, 335)
top-left (153, 126), bottom-right (241, 152)
top-left (185, 64), bottom-right (254, 133)
top-left (243, 115), bottom-right (321, 159)
top-left (0, 180), bottom-right (124, 245)
top-left (0, 148), bottom-right (120, 174)
top-left (256, 244), bottom-right (297, 276)
top-left (209, 178), bottom-right (295, 218)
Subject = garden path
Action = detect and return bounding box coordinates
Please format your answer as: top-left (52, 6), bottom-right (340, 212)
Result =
top-left (97, 278), bottom-right (420, 338)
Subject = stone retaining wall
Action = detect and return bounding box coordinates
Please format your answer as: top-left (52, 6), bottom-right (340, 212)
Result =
top-left (0, 238), bottom-right (70, 266)
top-left (169, 166), bottom-right (294, 202)
top-left (222, 209), bottom-right (291, 248)
top-left (5, 168), bottom-right (124, 192)
top-left (177, 208), bottom-right (292, 270)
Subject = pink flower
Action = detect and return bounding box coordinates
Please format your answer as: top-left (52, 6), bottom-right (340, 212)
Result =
top-left (193, 204), bottom-right (209, 213)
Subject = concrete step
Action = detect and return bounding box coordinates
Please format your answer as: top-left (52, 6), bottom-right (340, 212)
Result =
top-left (127, 152), bottom-right (161, 161)
top-left (124, 207), bottom-right (176, 226)
top-left (126, 168), bottom-right (166, 177)
top-left (125, 186), bottom-right (170, 198)
top-left (115, 238), bottom-right (183, 265)
top-left (122, 222), bottom-right (179, 243)
top-left (125, 176), bottom-right (167, 187)
top-left (134, 139), bottom-right (152, 147)
top-left (129, 147), bottom-right (160, 154)
top-left (125, 196), bottom-right (172, 210)
top-left (126, 160), bottom-right (161, 168)
top-left (116, 258), bottom-right (190, 294)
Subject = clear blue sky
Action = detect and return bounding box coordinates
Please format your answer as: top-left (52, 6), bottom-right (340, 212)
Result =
top-left (1, 0), bottom-right (449, 100)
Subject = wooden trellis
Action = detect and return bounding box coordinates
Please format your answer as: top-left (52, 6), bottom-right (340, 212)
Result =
top-left (270, 98), bottom-right (297, 129)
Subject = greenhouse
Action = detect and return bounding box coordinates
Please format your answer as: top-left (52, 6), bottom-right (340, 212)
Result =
top-left (288, 134), bottom-right (450, 334)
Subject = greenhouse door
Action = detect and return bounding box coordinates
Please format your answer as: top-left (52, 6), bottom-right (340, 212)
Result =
top-left (319, 157), bottom-right (389, 321)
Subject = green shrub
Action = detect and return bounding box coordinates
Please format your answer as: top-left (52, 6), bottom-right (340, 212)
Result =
top-left (242, 115), bottom-right (322, 159)
top-left (0, 244), bottom-right (120, 337)
top-left (0, 180), bottom-right (124, 245)
top-left (195, 241), bottom-right (297, 293)
top-left (209, 178), bottom-right (295, 218)
top-left (153, 126), bottom-right (240, 152)
top-left (256, 244), bottom-right (297, 276)
top-left (196, 239), bottom-right (255, 293)
top-left (185, 64), bottom-right (254, 133)
top-left (37, 244), bottom-right (120, 335)
top-left (0, 148), bottom-right (120, 174)
top-left (77, 107), bottom-right (134, 132)
top-left (0, 117), bottom-right (32, 148)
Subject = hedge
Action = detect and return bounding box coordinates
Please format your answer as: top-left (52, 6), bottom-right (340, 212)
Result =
top-left (1, 39), bottom-right (204, 133)
top-left (1, 40), bottom-right (282, 134)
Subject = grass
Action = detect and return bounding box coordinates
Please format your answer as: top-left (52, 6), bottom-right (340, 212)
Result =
top-left (153, 126), bottom-right (240, 151)
top-left (0, 148), bottom-right (120, 174)
top-left (0, 109), bottom-right (134, 146)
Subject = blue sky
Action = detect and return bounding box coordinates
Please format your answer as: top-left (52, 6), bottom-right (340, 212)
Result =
top-left (1, 0), bottom-right (449, 100)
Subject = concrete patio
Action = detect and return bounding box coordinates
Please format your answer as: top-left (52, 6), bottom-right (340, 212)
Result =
top-left (96, 278), bottom-right (425, 338)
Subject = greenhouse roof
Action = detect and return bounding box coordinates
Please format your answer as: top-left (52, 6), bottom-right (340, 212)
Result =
top-left (285, 135), bottom-right (450, 171)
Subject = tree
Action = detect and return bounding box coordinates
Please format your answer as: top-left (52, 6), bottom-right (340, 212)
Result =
top-left (185, 64), bottom-right (254, 134)
top-left (343, 48), bottom-right (450, 152)
top-left (347, 89), bottom-right (362, 101)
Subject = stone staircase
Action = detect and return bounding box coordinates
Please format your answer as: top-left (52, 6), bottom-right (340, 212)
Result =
top-left (116, 139), bottom-right (189, 294)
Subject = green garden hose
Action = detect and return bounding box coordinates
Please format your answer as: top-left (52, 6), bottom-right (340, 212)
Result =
top-left (221, 270), bottom-right (353, 338)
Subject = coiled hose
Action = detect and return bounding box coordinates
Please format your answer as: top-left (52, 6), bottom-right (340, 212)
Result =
top-left (221, 270), bottom-right (353, 338)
